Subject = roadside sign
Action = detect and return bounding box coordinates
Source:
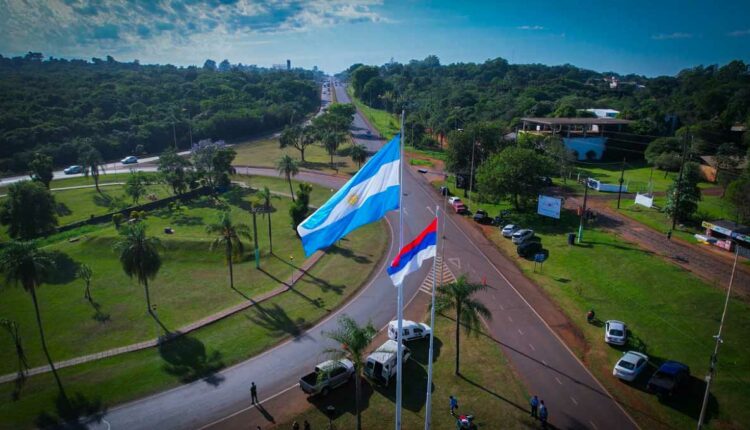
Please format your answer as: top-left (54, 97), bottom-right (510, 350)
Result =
top-left (534, 253), bottom-right (547, 262)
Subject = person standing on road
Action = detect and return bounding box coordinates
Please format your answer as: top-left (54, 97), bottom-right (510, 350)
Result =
top-left (449, 395), bottom-right (458, 415)
top-left (292, 421), bottom-right (300, 430)
top-left (539, 400), bottom-right (548, 429)
top-left (667, 230), bottom-right (672, 240)
top-left (530, 395), bottom-right (539, 418)
top-left (251, 381), bottom-right (259, 404)
top-left (304, 420), bottom-right (311, 430)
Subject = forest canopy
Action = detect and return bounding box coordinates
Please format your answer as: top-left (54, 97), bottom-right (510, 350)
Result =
top-left (0, 53), bottom-right (322, 173)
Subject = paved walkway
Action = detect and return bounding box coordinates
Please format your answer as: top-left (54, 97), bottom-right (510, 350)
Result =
top-left (0, 250), bottom-right (325, 385)
top-left (568, 195), bottom-right (750, 299)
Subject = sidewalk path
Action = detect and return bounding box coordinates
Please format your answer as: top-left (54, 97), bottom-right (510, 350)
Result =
top-left (0, 249), bottom-right (325, 385)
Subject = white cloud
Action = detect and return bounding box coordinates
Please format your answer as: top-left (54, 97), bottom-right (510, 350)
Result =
top-left (651, 32), bottom-right (692, 40)
top-left (517, 25), bottom-right (544, 30)
top-left (727, 29), bottom-right (750, 37)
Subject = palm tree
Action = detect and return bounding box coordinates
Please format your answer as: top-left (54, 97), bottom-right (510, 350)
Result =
top-left (324, 315), bottom-right (376, 430)
top-left (79, 146), bottom-right (105, 193)
top-left (0, 241), bottom-right (66, 398)
top-left (206, 211), bottom-right (251, 290)
top-left (77, 263), bottom-right (93, 301)
top-left (114, 222), bottom-right (162, 314)
top-left (255, 186), bottom-right (276, 254)
top-left (434, 275), bottom-right (492, 375)
top-left (350, 144), bottom-right (368, 169)
top-left (323, 131), bottom-right (346, 169)
top-left (276, 154), bottom-right (299, 202)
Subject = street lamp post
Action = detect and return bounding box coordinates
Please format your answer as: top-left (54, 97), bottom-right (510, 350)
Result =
top-left (289, 255), bottom-right (295, 286)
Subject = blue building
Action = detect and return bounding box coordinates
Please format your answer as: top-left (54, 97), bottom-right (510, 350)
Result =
top-left (520, 117), bottom-right (633, 161)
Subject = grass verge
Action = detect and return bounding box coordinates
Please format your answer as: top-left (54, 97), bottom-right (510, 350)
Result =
top-left (345, 86), bottom-right (400, 139)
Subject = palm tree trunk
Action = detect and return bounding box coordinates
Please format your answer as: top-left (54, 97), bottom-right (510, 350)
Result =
top-left (94, 172), bottom-right (101, 194)
top-left (300, 148), bottom-right (305, 163)
top-left (455, 304), bottom-right (461, 375)
top-left (30, 286), bottom-right (67, 400)
top-left (227, 242), bottom-right (234, 289)
top-left (355, 369), bottom-right (362, 430)
top-left (288, 175), bottom-right (295, 202)
top-left (85, 281), bottom-right (91, 301)
top-left (144, 277), bottom-right (152, 314)
top-left (267, 212), bottom-right (273, 254)
top-left (330, 152), bottom-right (334, 169)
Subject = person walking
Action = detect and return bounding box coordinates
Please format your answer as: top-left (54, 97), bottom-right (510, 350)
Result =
top-left (529, 395), bottom-right (539, 418)
top-left (667, 230), bottom-right (672, 240)
top-left (292, 421), bottom-right (300, 430)
top-left (449, 395), bottom-right (458, 416)
top-left (251, 381), bottom-right (259, 404)
top-left (539, 400), bottom-right (548, 429)
top-left (303, 420), bottom-right (311, 430)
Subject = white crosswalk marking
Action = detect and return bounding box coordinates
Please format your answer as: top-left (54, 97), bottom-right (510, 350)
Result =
top-left (418, 256), bottom-right (457, 296)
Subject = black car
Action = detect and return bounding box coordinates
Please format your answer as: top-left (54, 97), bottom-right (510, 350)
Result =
top-left (473, 210), bottom-right (491, 224)
top-left (647, 361), bottom-right (690, 397)
top-left (517, 241), bottom-right (542, 258)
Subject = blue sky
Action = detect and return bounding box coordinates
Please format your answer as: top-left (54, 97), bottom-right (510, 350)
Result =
top-left (0, 0), bottom-right (748, 76)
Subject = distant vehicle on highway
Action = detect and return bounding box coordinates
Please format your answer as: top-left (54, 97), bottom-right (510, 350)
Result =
top-left (121, 156), bottom-right (138, 165)
top-left (604, 320), bottom-right (628, 345)
top-left (417, 168), bottom-right (428, 174)
top-left (613, 351), bottom-right (649, 382)
top-left (387, 320), bottom-right (430, 342)
top-left (647, 361), bottom-right (690, 397)
top-left (299, 359), bottom-right (354, 396)
top-left (63, 165), bottom-right (83, 175)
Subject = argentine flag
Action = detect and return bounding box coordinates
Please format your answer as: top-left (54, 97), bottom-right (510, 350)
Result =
top-left (297, 134), bottom-right (401, 256)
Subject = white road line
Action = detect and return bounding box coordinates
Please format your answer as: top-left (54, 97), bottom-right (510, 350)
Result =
top-left (507, 316), bottom-right (513, 323)
top-left (426, 206), bottom-right (435, 215)
top-left (518, 329), bottom-right (524, 335)
top-left (528, 343), bottom-right (535, 351)
top-left (197, 384), bottom-right (300, 430)
top-left (497, 302), bottom-right (504, 310)
top-left (590, 420), bottom-right (599, 430)
top-left (570, 396), bottom-right (578, 406)
top-left (555, 377), bottom-right (563, 385)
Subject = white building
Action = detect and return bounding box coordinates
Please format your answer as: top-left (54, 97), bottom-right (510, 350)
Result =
top-left (585, 108), bottom-right (620, 119)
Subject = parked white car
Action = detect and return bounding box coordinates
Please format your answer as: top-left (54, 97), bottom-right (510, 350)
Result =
top-left (387, 320), bottom-right (430, 342)
top-left (448, 196), bottom-right (462, 205)
top-left (501, 224), bottom-right (519, 238)
top-left (511, 229), bottom-right (534, 244)
top-left (613, 351), bottom-right (649, 382)
top-left (604, 320), bottom-right (627, 345)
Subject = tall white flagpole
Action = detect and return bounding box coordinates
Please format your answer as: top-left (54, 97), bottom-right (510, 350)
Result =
top-left (424, 206), bottom-right (439, 430)
top-left (395, 110), bottom-right (405, 430)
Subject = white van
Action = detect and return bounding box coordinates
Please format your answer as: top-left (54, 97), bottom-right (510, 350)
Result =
top-left (387, 320), bottom-right (431, 342)
top-left (364, 339), bottom-right (411, 386)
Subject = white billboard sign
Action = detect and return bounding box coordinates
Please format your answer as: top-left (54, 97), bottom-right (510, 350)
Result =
top-left (634, 193), bottom-right (654, 208)
top-left (537, 195), bottom-right (562, 219)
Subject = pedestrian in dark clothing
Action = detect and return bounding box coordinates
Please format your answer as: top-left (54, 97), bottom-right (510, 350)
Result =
top-left (303, 420), bottom-right (311, 430)
top-left (251, 382), bottom-right (258, 404)
top-left (667, 230), bottom-right (672, 240)
top-left (449, 395), bottom-right (458, 415)
top-left (292, 421), bottom-right (300, 430)
top-left (530, 395), bottom-right (539, 418)
top-left (539, 400), bottom-right (548, 429)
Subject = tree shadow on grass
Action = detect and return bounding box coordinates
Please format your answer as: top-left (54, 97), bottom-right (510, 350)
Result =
top-left (409, 336), bottom-right (443, 365)
top-left (171, 213), bottom-right (205, 226)
top-left (89, 300), bottom-right (111, 323)
top-left (271, 254), bottom-right (346, 295)
top-left (257, 267), bottom-right (325, 309)
top-left (247, 303), bottom-right (312, 340)
top-left (458, 374), bottom-right (529, 415)
top-left (326, 243), bottom-right (372, 264)
top-left (55, 202), bottom-right (72, 217)
top-left (35, 392), bottom-right (107, 430)
top-left (43, 251), bottom-right (79, 284)
top-left (158, 333), bottom-right (225, 386)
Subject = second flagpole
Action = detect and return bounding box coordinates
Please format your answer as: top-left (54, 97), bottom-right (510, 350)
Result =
top-left (424, 206), bottom-right (439, 430)
top-left (395, 110), bottom-right (406, 430)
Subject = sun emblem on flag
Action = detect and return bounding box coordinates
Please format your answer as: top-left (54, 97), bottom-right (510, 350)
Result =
top-left (347, 193), bottom-right (360, 206)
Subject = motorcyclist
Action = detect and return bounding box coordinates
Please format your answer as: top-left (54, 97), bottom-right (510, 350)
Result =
top-left (587, 309), bottom-right (595, 323)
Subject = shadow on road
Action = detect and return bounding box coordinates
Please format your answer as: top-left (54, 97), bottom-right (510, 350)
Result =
top-left (35, 392), bottom-right (107, 430)
top-left (159, 333), bottom-right (225, 386)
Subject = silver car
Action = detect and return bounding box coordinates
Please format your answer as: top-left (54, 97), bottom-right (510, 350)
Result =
top-left (613, 351), bottom-right (648, 382)
top-left (511, 229), bottom-right (534, 244)
top-left (605, 320), bottom-right (627, 345)
top-left (501, 224), bottom-right (519, 238)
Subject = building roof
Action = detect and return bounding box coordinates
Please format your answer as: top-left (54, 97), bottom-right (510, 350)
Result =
top-left (706, 220), bottom-right (750, 234)
top-left (521, 117), bottom-right (633, 126)
top-left (699, 155), bottom-right (748, 170)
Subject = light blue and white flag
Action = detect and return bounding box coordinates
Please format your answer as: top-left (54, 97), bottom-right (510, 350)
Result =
top-left (297, 135), bottom-right (400, 256)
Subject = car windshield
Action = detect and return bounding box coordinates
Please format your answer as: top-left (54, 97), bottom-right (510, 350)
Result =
top-left (609, 329), bottom-right (624, 337)
top-left (618, 360), bottom-right (636, 370)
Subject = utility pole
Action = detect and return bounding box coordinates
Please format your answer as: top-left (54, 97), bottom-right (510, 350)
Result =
top-left (671, 130), bottom-right (690, 231)
top-left (697, 244), bottom-right (740, 429)
top-left (252, 209), bottom-right (259, 269)
top-left (616, 157), bottom-right (626, 209)
top-left (468, 135), bottom-right (477, 202)
top-left (577, 179), bottom-right (589, 243)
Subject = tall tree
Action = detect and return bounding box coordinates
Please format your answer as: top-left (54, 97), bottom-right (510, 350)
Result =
top-left (125, 171), bottom-right (148, 205)
top-left (322, 131), bottom-right (346, 168)
top-left (664, 161), bottom-right (702, 225)
top-left (158, 147), bottom-right (192, 195)
top-left (79, 146), bottom-right (105, 193)
top-left (113, 223), bottom-right (162, 315)
top-left (350, 144), bottom-right (368, 169)
top-left (28, 152), bottom-right (54, 189)
top-left (289, 183), bottom-right (312, 235)
top-left (279, 125), bottom-right (315, 162)
top-left (324, 315), bottom-right (377, 430)
top-left (476, 146), bottom-right (554, 210)
top-left (0, 318), bottom-right (29, 385)
top-left (276, 154), bottom-right (300, 201)
top-left (726, 172), bottom-right (750, 224)
top-left (255, 186), bottom-right (276, 254)
top-left (0, 241), bottom-right (67, 399)
top-left (192, 140), bottom-right (237, 190)
top-left (434, 275), bottom-right (491, 375)
top-left (0, 180), bottom-right (58, 239)
top-left (206, 212), bottom-right (251, 290)
top-left (77, 263), bottom-right (93, 301)
top-left (544, 136), bottom-right (575, 183)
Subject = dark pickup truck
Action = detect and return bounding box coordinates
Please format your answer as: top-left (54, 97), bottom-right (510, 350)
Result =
top-left (647, 361), bottom-right (690, 397)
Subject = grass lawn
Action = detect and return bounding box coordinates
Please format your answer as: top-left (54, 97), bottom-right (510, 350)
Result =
top-left (231, 137), bottom-right (359, 176)
top-left (280, 314), bottom-right (533, 429)
top-left (480, 207), bottom-right (750, 429)
top-left (0, 177), bottom-right (343, 376)
top-left (0, 219), bottom-right (388, 429)
top-left (346, 86), bottom-right (401, 139)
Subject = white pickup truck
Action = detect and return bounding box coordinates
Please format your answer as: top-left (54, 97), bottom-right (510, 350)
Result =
top-left (364, 339), bottom-right (411, 386)
top-left (299, 359), bottom-right (354, 396)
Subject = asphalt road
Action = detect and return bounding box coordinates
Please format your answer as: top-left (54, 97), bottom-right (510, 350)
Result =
top-left (81, 80), bottom-right (637, 429)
